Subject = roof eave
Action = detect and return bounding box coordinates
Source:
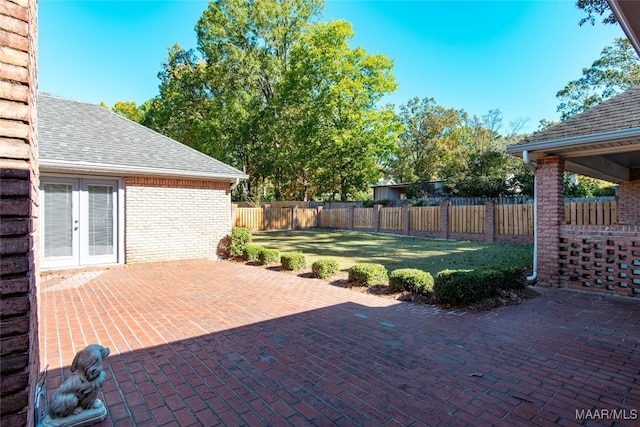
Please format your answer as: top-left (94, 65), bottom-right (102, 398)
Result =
top-left (608, 0), bottom-right (640, 56)
top-left (507, 126), bottom-right (640, 157)
top-left (40, 159), bottom-right (249, 182)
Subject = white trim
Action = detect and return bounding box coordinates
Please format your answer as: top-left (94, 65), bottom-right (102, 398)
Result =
top-left (40, 159), bottom-right (248, 181)
top-left (507, 127), bottom-right (640, 154)
top-left (608, 0), bottom-right (640, 56)
top-left (40, 173), bottom-right (125, 269)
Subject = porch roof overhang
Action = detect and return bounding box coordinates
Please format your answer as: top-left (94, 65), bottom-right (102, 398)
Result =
top-left (507, 126), bottom-right (640, 183)
top-left (608, 0), bottom-right (640, 55)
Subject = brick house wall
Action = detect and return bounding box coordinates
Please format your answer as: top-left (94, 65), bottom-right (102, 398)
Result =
top-left (0, 0), bottom-right (40, 425)
top-left (125, 177), bottom-right (232, 263)
top-left (617, 171), bottom-right (640, 225)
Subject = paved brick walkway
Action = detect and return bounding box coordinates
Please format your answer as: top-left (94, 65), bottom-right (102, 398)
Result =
top-left (40, 260), bottom-right (640, 426)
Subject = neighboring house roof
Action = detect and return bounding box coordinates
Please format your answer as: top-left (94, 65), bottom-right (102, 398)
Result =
top-left (38, 95), bottom-right (248, 181)
top-left (507, 86), bottom-right (640, 183)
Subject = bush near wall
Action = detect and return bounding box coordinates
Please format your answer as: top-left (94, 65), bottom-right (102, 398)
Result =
top-left (389, 269), bottom-right (434, 295)
top-left (348, 263), bottom-right (388, 287)
top-left (281, 253), bottom-right (306, 271)
top-left (230, 227), bottom-right (252, 257)
top-left (311, 258), bottom-right (340, 279)
top-left (433, 267), bottom-right (526, 304)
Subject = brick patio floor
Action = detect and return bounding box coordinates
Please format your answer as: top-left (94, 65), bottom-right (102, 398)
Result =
top-left (39, 260), bottom-right (640, 426)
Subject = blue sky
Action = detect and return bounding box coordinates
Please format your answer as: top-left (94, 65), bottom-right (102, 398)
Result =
top-left (39, 0), bottom-right (624, 134)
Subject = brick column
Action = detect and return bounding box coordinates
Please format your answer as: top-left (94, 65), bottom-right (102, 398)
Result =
top-left (291, 205), bottom-right (297, 230)
top-left (616, 169), bottom-right (640, 225)
top-left (536, 156), bottom-right (565, 287)
top-left (0, 0), bottom-right (40, 425)
top-left (440, 201), bottom-right (449, 239)
top-left (348, 205), bottom-right (355, 230)
top-left (263, 204), bottom-right (271, 230)
top-left (485, 200), bottom-right (495, 242)
top-left (373, 204), bottom-right (382, 232)
top-left (402, 204), bottom-right (410, 235)
top-left (231, 203), bottom-right (238, 228)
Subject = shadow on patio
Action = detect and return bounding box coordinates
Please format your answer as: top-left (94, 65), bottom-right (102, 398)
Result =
top-left (39, 261), bottom-right (640, 426)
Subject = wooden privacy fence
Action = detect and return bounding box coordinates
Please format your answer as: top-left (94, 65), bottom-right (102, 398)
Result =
top-left (234, 200), bottom-right (617, 244)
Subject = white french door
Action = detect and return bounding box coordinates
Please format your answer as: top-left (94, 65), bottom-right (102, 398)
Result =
top-left (41, 177), bottom-right (119, 268)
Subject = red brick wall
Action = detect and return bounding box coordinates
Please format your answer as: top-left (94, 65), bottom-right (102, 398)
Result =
top-left (536, 157), bottom-right (565, 287)
top-left (559, 225), bottom-right (640, 296)
top-left (0, 0), bottom-right (40, 425)
top-left (617, 175), bottom-right (640, 225)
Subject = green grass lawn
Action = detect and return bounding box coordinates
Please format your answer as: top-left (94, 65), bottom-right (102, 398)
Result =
top-left (250, 229), bottom-right (533, 276)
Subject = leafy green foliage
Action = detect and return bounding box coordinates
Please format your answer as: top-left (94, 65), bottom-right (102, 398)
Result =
top-left (556, 38), bottom-right (640, 121)
top-left (389, 269), bottom-right (434, 295)
top-left (348, 263), bottom-right (388, 287)
top-left (311, 258), bottom-right (340, 279)
top-left (564, 173), bottom-right (617, 197)
top-left (259, 248), bottom-right (280, 265)
top-left (243, 244), bottom-right (263, 262)
top-left (433, 267), bottom-right (526, 305)
top-left (576, 0), bottom-right (616, 26)
top-left (280, 252), bottom-right (306, 271)
top-left (230, 227), bottom-right (252, 257)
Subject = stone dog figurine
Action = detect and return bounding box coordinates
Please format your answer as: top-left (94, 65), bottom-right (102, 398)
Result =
top-left (48, 344), bottom-right (110, 419)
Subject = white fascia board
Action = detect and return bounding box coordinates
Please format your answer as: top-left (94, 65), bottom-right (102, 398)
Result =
top-left (608, 0), bottom-right (640, 56)
top-left (506, 127), bottom-right (640, 155)
top-left (40, 159), bottom-right (248, 181)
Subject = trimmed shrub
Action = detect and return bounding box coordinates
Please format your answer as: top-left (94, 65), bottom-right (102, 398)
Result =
top-left (243, 244), bottom-right (263, 262)
top-left (281, 252), bottom-right (306, 271)
top-left (258, 248), bottom-right (280, 265)
top-left (229, 227), bottom-right (252, 257)
top-left (311, 258), bottom-right (340, 279)
top-left (348, 263), bottom-right (388, 287)
top-left (389, 269), bottom-right (434, 295)
top-left (434, 267), bottom-right (527, 305)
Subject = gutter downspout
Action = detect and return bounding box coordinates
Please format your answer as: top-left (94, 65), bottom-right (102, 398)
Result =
top-left (230, 178), bottom-right (241, 191)
top-left (523, 150), bottom-right (538, 283)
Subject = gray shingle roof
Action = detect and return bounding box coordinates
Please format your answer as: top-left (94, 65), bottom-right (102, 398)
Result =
top-left (38, 95), bottom-right (247, 180)
top-left (515, 86), bottom-right (640, 146)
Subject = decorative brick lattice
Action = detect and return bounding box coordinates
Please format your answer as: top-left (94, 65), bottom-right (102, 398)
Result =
top-left (559, 225), bottom-right (640, 296)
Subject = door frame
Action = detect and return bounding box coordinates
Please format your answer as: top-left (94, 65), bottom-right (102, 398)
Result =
top-left (40, 174), bottom-right (125, 269)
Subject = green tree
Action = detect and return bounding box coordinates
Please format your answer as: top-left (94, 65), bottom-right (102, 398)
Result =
top-left (388, 97), bottom-right (465, 184)
top-left (556, 38), bottom-right (640, 120)
top-left (576, 0), bottom-right (616, 26)
top-left (100, 101), bottom-right (145, 123)
top-left (277, 20), bottom-right (401, 200)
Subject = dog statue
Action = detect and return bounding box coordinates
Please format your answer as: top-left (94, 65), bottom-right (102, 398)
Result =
top-left (48, 344), bottom-right (110, 419)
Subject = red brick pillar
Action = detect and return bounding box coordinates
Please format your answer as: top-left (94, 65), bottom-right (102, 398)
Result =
top-left (373, 204), bottom-right (382, 232)
top-left (291, 205), bottom-right (297, 230)
top-left (440, 201), bottom-right (449, 239)
top-left (0, 0), bottom-right (40, 425)
top-left (264, 204), bottom-right (271, 230)
top-left (617, 169), bottom-right (640, 225)
top-left (348, 205), bottom-right (355, 230)
top-left (485, 200), bottom-right (495, 242)
top-left (315, 205), bottom-right (323, 228)
top-left (536, 156), bottom-right (565, 287)
top-left (402, 204), bottom-right (410, 235)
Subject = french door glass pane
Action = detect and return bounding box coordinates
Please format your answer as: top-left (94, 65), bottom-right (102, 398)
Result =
top-left (44, 183), bottom-right (73, 257)
top-left (88, 185), bottom-right (114, 256)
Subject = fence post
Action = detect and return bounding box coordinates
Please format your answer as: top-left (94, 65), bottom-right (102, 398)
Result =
top-left (291, 205), bottom-right (297, 230)
top-left (402, 204), bottom-right (410, 236)
top-left (440, 201), bottom-right (449, 239)
top-left (373, 204), bottom-right (382, 232)
top-left (316, 205), bottom-right (323, 228)
top-left (348, 205), bottom-right (355, 230)
top-left (264, 204), bottom-right (271, 230)
top-left (231, 203), bottom-right (237, 228)
top-left (485, 200), bottom-right (495, 242)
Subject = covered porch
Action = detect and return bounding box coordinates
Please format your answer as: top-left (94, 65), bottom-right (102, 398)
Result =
top-left (508, 86), bottom-right (640, 296)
